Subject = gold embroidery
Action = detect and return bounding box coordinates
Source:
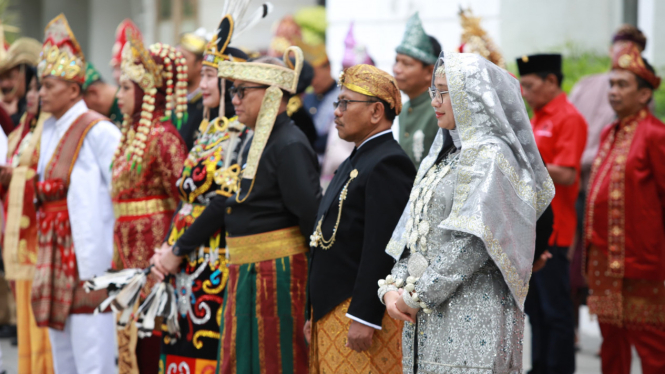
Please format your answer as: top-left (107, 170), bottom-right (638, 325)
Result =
top-left (240, 86), bottom-right (282, 180)
top-left (112, 196), bottom-right (176, 219)
top-left (214, 164), bottom-right (241, 197)
top-left (584, 109), bottom-right (644, 278)
top-left (193, 330), bottom-right (221, 349)
top-left (226, 227), bottom-right (308, 265)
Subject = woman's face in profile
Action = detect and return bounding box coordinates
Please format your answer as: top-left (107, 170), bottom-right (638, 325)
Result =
top-left (431, 74), bottom-right (455, 130)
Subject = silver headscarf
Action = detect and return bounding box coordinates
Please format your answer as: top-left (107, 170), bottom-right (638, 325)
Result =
top-left (385, 51), bottom-right (555, 310)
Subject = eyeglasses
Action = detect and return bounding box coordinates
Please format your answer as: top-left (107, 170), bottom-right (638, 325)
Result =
top-left (333, 99), bottom-right (378, 112)
top-left (428, 87), bottom-right (449, 103)
top-left (229, 85), bottom-right (268, 100)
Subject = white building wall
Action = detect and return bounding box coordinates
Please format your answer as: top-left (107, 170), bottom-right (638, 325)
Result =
top-left (88, 0), bottom-right (137, 82)
top-left (638, 0), bottom-right (665, 69)
top-left (326, 0), bottom-right (659, 74)
top-left (500, 0), bottom-right (622, 61)
top-left (326, 0), bottom-right (501, 77)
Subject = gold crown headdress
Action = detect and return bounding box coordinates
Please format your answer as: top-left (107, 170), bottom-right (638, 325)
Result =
top-left (37, 14), bottom-right (86, 84)
top-left (113, 31), bottom-right (188, 173)
top-left (458, 7), bottom-right (505, 69)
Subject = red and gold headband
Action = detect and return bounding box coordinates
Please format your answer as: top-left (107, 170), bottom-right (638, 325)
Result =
top-left (612, 43), bottom-right (661, 89)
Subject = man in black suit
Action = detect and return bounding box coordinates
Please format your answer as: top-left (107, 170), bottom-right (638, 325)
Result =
top-left (306, 64), bottom-right (416, 373)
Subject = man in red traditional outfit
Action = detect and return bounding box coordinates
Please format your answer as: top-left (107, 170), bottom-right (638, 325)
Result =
top-left (32, 14), bottom-right (121, 374)
top-left (585, 43), bottom-right (665, 374)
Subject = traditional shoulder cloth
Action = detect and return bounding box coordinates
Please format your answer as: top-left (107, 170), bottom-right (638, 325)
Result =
top-left (385, 51), bottom-right (555, 310)
top-left (218, 45), bottom-right (303, 183)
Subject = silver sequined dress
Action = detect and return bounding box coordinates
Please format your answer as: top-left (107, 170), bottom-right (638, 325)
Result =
top-left (381, 149), bottom-right (523, 374)
top-left (379, 50), bottom-right (555, 374)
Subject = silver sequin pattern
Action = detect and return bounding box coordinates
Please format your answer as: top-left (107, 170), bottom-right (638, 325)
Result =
top-left (386, 154), bottom-right (524, 374)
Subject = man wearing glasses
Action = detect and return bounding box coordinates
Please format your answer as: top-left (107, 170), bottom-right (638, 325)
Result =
top-left (306, 64), bottom-right (415, 373)
top-left (216, 54), bottom-right (322, 373)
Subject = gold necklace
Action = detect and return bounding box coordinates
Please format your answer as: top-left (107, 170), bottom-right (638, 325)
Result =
top-left (310, 169), bottom-right (359, 250)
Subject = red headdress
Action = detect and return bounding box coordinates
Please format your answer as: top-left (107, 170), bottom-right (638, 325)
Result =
top-left (110, 19), bottom-right (143, 67)
top-left (112, 30), bottom-right (188, 173)
top-left (612, 43), bottom-right (661, 89)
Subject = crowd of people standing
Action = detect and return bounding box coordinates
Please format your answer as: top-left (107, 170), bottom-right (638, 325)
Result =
top-left (0, 3), bottom-right (662, 374)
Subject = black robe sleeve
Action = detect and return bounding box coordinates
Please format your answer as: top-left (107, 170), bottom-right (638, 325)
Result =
top-left (346, 154), bottom-right (415, 326)
top-left (172, 195), bottom-right (226, 256)
top-left (276, 141), bottom-right (322, 237)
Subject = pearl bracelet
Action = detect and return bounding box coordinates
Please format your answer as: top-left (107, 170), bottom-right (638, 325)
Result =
top-left (378, 274), bottom-right (405, 288)
top-left (402, 276), bottom-right (433, 314)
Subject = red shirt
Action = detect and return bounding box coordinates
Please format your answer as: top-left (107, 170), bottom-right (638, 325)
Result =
top-left (588, 109), bottom-right (665, 280)
top-left (532, 92), bottom-right (588, 247)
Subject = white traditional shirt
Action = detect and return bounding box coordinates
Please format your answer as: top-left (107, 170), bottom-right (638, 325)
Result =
top-left (38, 99), bottom-right (121, 280)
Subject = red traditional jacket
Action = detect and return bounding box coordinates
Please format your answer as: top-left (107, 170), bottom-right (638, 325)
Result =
top-left (1, 113), bottom-right (42, 281)
top-left (586, 108), bottom-right (665, 280)
top-left (111, 118), bottom-right (187, 271)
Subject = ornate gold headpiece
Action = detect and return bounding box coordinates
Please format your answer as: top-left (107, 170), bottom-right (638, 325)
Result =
top-left (37, 14), bottom-right (86, 84)
top-left (218, 46), bottom-right (303, 94)
top-left (115, 33), bottom-right (188, 173)
top-left (458, 8), bottom-right (505, 69)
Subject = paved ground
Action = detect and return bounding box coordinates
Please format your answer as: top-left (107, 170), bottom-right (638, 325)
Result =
top-left (0, 306), bottom-right (643, 373)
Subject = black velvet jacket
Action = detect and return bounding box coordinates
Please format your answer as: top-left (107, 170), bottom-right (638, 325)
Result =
top-left (308, 132), bottom-right (416, 326)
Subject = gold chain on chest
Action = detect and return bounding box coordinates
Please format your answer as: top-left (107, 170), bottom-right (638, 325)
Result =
top-left (310, 169), bottom-right (359, 250)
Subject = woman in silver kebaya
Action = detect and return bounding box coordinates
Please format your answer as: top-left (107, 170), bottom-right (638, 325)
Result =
top-left (378, 51), bottom-right (555, 374)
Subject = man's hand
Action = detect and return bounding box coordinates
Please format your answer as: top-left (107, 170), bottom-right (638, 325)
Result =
top-left (395, 290), bottom-right (419, 322)
top-left (303, 319), bottom-right (312, 344)
top-left (0, 166), bottom-right (13, 187)
top-left (345, 320), bottom-right (374, 352)
top-left (532, 250), bottom-right (552, 273)
top-left (385, 290), bottom-right (415, 323)
top-left (150, 242), bottom-right (175, 280)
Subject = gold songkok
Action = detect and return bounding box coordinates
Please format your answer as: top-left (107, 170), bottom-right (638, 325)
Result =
top-left (338, 64), bottom-right (402, 115)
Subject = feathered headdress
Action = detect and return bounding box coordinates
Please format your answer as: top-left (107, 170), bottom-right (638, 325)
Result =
top-left (203, 0), bottom-right (273, 115)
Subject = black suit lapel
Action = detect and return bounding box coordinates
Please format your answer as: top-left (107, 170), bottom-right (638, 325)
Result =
top-left (317, 157), bottom-right (354, 219)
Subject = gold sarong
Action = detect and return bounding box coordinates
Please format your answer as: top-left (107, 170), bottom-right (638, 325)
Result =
top-left (310, 298), bottom-right (403, 374)
top-left (16, 280), bottom-right (54, 374)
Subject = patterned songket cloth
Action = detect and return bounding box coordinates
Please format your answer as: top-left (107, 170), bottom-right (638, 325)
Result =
top-left (309, 299), bottom-right (403, 373)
